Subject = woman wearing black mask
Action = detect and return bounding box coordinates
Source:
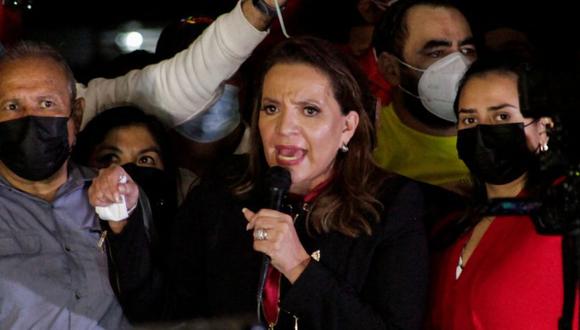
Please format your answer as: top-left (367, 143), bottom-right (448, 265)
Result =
top-left (72, 106), bottom-right (184, 250)
top-left (426, 56), bottom-right (578, 329)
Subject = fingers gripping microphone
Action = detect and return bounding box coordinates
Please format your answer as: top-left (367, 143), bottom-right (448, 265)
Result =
top-left (256, 166), bottom-right (291, 322)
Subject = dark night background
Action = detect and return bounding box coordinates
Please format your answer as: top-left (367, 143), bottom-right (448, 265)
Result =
top-left (3, 0), bottom-right (576, 82)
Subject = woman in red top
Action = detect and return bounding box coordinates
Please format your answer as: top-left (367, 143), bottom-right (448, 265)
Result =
top-left (428, 55), bottom-right (578, 329)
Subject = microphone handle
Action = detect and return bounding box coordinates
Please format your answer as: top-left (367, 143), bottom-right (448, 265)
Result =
top-left (256, 254), bottom-right (271, 306)
top-left (256, 187), bottom-right (285, 322)
top-left (269, 187), bottom-right (285, 210)
top-left (256, 165), bottom-right (290, 323)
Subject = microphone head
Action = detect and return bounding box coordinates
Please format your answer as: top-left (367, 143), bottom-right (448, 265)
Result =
top-left (264, 166), bottom-right (291, 211)
top-left (265, 166), bottom-right (292, 192)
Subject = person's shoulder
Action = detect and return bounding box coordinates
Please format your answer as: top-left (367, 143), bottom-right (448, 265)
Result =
top-left (372, 172), bottom-right (423, 217)
top-left (377, 173), bottom-right (467, 211)
top-left (412, 180), bottom-right (468, 227)
top-left (375, 171), bottom-right (422, 206)
top-left (371, 172), bottom-right (427, 238)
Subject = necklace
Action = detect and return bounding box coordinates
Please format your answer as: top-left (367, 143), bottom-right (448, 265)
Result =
top-left (456, 216), bottom-right (494, 280)
top-left (456, 248), bottom-right (465, 280)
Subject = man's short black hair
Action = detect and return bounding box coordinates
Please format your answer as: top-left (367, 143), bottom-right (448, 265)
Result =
top-left (372, 0), bottom-right (460, 58)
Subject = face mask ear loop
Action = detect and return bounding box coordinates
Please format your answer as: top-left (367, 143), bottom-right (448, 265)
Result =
top-left (273, 0), bottom-right (291, 38)
top-left (398, 84), bottom-right (422, 100)
top-left (523, 118), bottom-right (539, 128)
top-left (394, 57), bottom-right (424, 100)
top-left (394, 57), bottom-right (426, 73)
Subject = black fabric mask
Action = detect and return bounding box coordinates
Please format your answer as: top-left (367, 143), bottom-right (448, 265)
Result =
top-left (0, 116), bottom-right (70, 181)
top-left (122, 163), bottom-right (177, 240)
top-left (457, 123), bottom-right (532, 185)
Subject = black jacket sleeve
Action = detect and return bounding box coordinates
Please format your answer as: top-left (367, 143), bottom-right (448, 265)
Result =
top-left (106, 196), bottom-right (165, 322)
top-left (160, 186), bottom-right (209, 320)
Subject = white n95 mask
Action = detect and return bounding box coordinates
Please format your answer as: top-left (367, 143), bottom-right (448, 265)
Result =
top-left (398, 52), bottom-right (472, 123)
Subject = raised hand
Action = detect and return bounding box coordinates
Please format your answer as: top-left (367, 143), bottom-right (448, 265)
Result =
top-left (243, 207), bottom-right (311, 283)
top-left (88, 165), bottom-right (139, 233)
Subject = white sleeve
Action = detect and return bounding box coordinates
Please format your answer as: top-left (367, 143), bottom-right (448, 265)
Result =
top-left (78, 0), bottom-right (268, 129)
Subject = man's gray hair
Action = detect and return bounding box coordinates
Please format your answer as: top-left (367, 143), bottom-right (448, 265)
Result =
top-left (0, 41), bottom-right (77, 101)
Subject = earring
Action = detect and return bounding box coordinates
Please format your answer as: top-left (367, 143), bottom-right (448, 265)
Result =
top-left (340, 143), bottom-right (349, 153)
top-left (540, 142), bottom-right (549, 152)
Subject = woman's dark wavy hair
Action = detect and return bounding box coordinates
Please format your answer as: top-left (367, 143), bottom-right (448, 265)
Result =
top-left (71, 106), bottom-right (178, 182)
top-left (233, 36), bottom-right (388, 238)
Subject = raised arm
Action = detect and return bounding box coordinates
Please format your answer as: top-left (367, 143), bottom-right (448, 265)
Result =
top-left (78, 0), bottom-right (287, 129)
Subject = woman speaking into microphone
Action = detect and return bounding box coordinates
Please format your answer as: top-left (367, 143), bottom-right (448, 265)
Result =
top-left (113, 36), bottom-right (429, 329)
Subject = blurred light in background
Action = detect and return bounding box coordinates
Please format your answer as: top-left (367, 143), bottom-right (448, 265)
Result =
top-left (2, 0), bottom-right (33, 10)
top-left (101, 21), bottom-right (161, 55)
top-left (115, 31), bottom-right (143, 52)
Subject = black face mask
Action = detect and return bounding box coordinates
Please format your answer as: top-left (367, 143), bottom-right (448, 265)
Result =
top-left (457, 123), bottom-right (533, 185)
top-left (122, 163), bottom-right (177, 237)
top-left (0, 116), bottom-right (70, 181)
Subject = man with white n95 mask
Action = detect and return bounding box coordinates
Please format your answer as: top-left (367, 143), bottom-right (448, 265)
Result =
top-left (372, 0), bottom-right (476, 195)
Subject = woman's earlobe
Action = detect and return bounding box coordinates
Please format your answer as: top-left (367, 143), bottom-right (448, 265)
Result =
top-left (538, 117), bottom-right (553, 152)
top-left (539, 141), bottom-right (549, 152)
top-left (541, 117), bottom-right (554, 129)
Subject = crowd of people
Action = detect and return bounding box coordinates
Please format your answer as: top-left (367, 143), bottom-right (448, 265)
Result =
top-left (0, 0), bottom-right (579, 329)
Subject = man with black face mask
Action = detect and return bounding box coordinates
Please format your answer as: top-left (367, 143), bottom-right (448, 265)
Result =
top-left (372, 0), bottom-right (477, 195)
top-left (0, 41), bottom-right (144, 328)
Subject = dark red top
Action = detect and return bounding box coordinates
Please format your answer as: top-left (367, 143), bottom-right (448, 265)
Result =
top-left (428, 213), bottom-right (578, 329)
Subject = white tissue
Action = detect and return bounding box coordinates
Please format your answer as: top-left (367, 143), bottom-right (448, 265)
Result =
top-left (95, 195), bottom-right (129, 221)
top-left (95, 174), bottom-right (129, 221)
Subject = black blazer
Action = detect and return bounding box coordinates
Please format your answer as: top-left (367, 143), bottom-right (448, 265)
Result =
top-left (110, 155), bottom-right (429, 329)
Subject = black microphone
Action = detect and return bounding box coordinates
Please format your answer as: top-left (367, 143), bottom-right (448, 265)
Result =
top-left (265, 166), bottom-right (292, 211)
top-left (256, 166), bottom-right (291, 322)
